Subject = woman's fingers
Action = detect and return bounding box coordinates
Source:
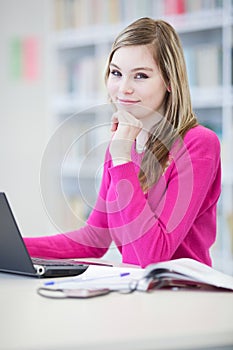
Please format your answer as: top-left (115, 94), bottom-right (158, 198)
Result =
top-left (109, 111), bottom-right (143, 166)
top-left (111, 110), bottom-right (142, 139)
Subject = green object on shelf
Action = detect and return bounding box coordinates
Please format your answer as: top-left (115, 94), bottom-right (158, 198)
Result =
top-left (9, 37), bottom-right (22, 80)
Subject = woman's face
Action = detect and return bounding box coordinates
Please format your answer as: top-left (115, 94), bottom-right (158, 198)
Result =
top-left (107, 45), bottom-right (168, 120)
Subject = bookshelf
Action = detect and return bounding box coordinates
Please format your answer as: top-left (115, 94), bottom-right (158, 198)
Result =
top-left (49, 0), bottom-right (233, 271)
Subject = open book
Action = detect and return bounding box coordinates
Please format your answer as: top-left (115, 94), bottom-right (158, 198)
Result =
top-left (137, 258), bottom-right (233, 292)
top-left (38, 258), bottom-right (233, 298)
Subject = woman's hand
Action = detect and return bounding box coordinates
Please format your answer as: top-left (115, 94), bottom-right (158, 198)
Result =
top-left (109, 110), bottom-right (143, 166)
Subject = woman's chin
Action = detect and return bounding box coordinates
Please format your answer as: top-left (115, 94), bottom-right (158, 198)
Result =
top-left (115, 103), bottom-right (146, 116)
top-left (115, 103), bottom-right (163, 122)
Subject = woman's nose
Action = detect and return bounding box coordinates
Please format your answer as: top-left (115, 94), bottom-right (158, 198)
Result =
top-left (119, 77), bottom-right (134, 94)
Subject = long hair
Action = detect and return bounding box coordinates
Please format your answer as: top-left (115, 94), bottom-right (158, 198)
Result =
top-left (105, 17), bottom-right (198, 192)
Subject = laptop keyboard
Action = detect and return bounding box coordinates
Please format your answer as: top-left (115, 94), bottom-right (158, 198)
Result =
top-left (32, 257), bottom-right (86, 266)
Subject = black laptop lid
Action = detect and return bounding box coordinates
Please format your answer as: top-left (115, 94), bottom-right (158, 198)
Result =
top-left (0, 192), bottom-right (36, 275)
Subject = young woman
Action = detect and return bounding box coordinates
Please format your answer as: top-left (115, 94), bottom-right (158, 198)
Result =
top-left (24, 17), bottom-right (221, 268)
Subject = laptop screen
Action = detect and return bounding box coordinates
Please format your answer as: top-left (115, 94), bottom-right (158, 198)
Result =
top-left (0, 192), bottom-right (36, 275)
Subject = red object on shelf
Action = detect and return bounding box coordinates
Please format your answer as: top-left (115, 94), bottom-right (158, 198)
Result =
top-left (164, 0), bottom-right (186, 15)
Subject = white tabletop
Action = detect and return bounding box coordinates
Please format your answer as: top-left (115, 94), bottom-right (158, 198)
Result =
top-left (1, 272), bottom-right (233, 350)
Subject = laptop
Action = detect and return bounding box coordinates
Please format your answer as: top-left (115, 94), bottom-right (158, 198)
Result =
top-left (0, 192), bottom-right (109, 278)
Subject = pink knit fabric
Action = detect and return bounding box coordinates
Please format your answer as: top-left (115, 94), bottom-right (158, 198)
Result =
top-left (24, 125), bottom-right (221, 268)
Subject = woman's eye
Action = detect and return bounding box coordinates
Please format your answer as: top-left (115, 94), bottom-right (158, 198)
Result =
top-left (135, 72), bottom-right (149, 79)
top-left (110, 69), bottom-right (121, 77)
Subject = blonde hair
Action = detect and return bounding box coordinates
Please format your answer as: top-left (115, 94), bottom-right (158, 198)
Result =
top-left (105, 17), bottom-right (198, 192)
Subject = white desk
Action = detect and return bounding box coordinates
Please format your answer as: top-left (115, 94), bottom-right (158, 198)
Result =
top-left (1, 272), bottom-right (233, 350)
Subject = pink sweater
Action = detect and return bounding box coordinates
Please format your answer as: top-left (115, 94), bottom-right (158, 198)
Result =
top-left (24, 125), bottom-right (221, 268)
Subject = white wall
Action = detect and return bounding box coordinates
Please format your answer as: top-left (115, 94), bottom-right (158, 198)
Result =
top-left (0, 0), bottom-right (56, 236)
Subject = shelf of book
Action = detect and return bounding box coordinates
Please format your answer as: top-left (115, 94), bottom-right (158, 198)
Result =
top-left (53, 0), bottom-right (225, 31)
top-left (50, 0), bottom-right (233, 273)
top-left (53, 8), bottom-right (225, 49)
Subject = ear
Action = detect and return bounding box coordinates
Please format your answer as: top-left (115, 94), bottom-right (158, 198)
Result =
top-left (167, 84), bottom-right (171, 92)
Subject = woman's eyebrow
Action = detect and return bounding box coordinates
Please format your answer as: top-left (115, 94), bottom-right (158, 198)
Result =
top-left (110, 63), bottom-right (153, 72)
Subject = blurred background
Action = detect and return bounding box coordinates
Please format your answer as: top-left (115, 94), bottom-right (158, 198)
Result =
top-left (0, 0), bottom-right (232, 273)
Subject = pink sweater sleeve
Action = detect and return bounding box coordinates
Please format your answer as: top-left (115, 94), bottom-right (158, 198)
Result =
top-left (24, 230), bottom-right (108, 259)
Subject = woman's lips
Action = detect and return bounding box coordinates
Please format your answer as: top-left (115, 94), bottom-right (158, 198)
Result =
top-left (117, 98), bottom-right (140, 105)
